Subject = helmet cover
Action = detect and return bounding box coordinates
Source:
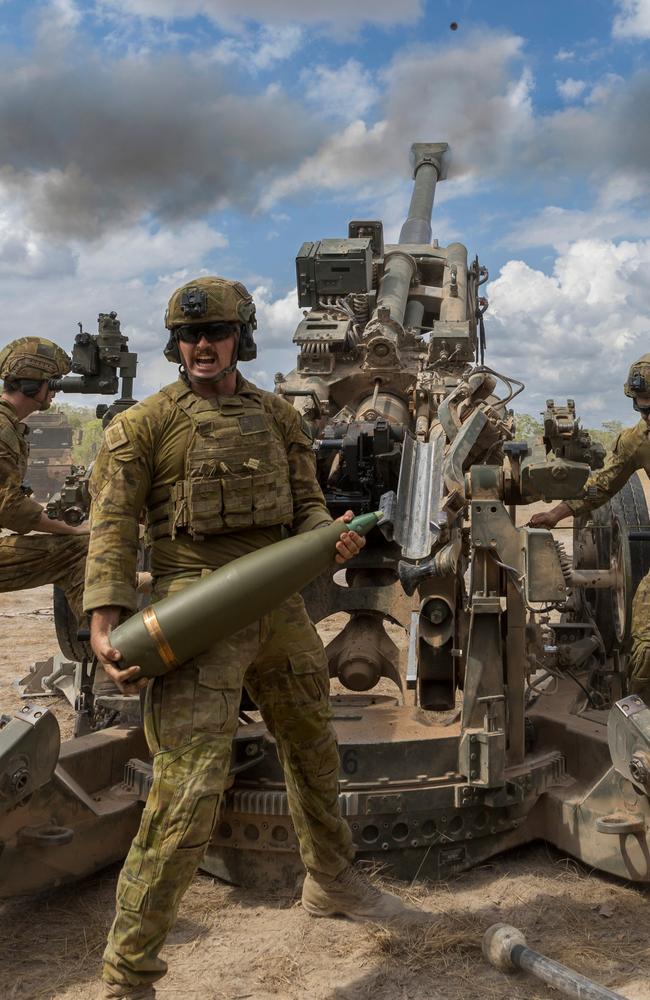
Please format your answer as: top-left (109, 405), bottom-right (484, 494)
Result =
top-left (0, 337), bottom-right (71, 383)
top-left (624, 353), bottom-right (650, 399)
top-left (164, 276), bottom-right (257, 364)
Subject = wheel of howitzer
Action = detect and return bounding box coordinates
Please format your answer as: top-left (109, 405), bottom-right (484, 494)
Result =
top-left (53, 586), bottom-right (91, 662)
top-left (573, 472), bottom-right (649, 654)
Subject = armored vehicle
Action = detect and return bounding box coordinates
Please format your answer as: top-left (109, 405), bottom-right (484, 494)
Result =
top-left (1, 143), bottom-right (650, 898)
top-left (24, 410), bottom-right (74, 500)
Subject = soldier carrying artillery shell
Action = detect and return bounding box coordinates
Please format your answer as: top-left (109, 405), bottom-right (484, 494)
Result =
top-left (530, 354), bottom-right (650, 702)
top-left (0, 337), bottom-right (88, 620)
top-left (84, 276), bottom-right (415, 1000)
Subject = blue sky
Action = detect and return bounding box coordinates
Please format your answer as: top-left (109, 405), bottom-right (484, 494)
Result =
top-left (0, 0), bottom-right (648, 423)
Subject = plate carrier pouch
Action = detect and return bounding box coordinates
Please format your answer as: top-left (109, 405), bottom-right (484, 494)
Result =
top-left (147, 382), bottom-right (294, 541)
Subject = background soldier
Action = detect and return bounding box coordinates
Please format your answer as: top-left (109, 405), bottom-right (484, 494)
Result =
top-left (85, 277), bottom-right (411, 1000)
top-left (0, 337), bottom-right (88, 621)
top-left (530, 353), bottom-right (650, 700)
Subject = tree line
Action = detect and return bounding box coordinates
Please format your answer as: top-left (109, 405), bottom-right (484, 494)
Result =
top-left (55, 405), bottom-right (626, 468)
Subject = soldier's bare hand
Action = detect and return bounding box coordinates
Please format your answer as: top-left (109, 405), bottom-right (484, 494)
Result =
top-left (528, 511), bottom-right (559, 529)
top-left (528, 502), bottom-right (572, 530)
top-left (334, 510), bottom-right (366, 565)
top-left (90, 606), bottom-right (148, 695)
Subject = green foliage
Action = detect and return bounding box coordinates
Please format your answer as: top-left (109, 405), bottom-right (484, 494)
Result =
top-left (513, 412), bottom-right (626, 454)
top-left (587, 420), bottom-right (625, 452)
top-left (512, 412), bottom-right (543, 443)
top-left (53, 404), bottom-right (104, 465)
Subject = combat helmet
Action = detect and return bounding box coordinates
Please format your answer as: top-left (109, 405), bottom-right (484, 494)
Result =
top-left (624, 354), bottom-right (650, 409)
top-left (0, 337), bottom-right (70, 395)
top-left (164, 276), bottom-right (257, 369)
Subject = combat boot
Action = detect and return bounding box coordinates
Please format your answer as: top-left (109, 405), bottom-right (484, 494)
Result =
top-left (98, 983), bottom-right (156, 999)
top-left (302, 864), bottom-right (414, 921)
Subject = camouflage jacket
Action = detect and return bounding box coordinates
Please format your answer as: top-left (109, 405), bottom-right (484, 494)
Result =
top-left (0, 399), bottom-right (43, 533)
top-left (567, 419), bottom-right (650, 517)
top-left (84, 375), bottom-right (332, 612)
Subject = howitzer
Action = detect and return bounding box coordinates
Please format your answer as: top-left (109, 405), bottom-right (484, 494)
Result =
top-left (44, 312), bottom-right (139, 659)
top-left (2, 141), bottom-right (650, 900)
top-left (45, 465), bottom-right (90, 526)
top-left (202, 141), bottom-right (650, 891)
top-left (43, 311), bottom-right (138, 528)
top-left (49, 310), bottom-right (138, 427)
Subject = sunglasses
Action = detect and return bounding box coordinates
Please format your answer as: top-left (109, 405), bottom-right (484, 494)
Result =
top-left (176, 324), bottom-right (239, 344)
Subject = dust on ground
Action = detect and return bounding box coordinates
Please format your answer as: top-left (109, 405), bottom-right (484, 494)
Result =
top-left (2, 578), bottom-right (650, 1000)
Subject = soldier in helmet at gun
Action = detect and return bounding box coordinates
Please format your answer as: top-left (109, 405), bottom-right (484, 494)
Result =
top-left (530, 353), bottom-right (650, 702)
top-left (84, 277), bottom-right (415, 1000)
top-left (0, 337), bottom-right (88, 623)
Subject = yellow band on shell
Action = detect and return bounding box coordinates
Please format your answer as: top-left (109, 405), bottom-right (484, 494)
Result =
top-left (142, 607), bottom-right (179, 671)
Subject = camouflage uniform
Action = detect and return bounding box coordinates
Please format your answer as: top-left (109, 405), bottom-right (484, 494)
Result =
top-left (567, 419), bottom-right (650, 697)
top-left (85, 374), bottom-right (355, 991)
top-left (0, 398), bottom-right (87, 619)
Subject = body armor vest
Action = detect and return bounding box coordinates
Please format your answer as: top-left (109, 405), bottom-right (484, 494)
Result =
top-left (148, 383), bottom-right (294, 540)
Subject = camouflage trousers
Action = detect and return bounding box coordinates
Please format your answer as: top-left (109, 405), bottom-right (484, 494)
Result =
top-left (629, 571), bottom-right (650, 702)
top-left (0, 531), bottom-right (88, 621)
top-left (103, 579), bottom-right (354, 990)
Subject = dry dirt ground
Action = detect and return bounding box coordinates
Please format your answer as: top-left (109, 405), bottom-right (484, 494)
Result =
top-left (2, 585), bottom-right (650, 1000)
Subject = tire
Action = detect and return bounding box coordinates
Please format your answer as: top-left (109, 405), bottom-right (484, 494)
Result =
top-left (610, 473), bottom-right (650, 594)
top-left (577, 473), bottom-right (650, 655)
top-left (53, 585), bottom-right (91, 662)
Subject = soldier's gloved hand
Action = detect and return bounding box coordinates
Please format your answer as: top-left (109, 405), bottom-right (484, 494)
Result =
top-left (90, 606), bottom-right (149, 695)
top-left (334, 510), bottom-right (366, 565)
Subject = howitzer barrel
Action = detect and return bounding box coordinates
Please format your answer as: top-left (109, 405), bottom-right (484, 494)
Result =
top-left (398, 142), bottom-right (448, 245)
top-left (110, 512), bottom-right (381, 678)
top-left (365, 143), bottom-right (448, 342)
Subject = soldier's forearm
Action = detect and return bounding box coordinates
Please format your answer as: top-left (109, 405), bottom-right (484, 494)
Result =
top-left (32, 511), bottom-right (88, 535)
top-left (0, 495), bottom-right (44, 534)
top-left (549, 501), bottom-right (573, 524)
top-left (91, 605), bottom-right (122, 635)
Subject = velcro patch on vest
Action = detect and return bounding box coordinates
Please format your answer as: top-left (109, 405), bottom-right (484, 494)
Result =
top-left (238, 414), bottom-right (268, 435)
top-left (105, 420), bottom-right (129, 451)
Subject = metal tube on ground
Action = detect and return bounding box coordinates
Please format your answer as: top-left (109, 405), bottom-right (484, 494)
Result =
top-left (482, 924), bottom-right (628, 1000)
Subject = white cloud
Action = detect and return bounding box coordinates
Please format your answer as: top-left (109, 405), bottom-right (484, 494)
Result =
top-left (262, 35), bottom-right (650, 222)
top-left (613, 0), bottom-right (650, 39)
top-left (554, 48), bottom-right (575, 61)
top-left (0, 212), bottom-right (231, 398)
top-left (0, 201), bottom-right (77, 278)
top-left (504, 173), bottom-right (650, 250)
top-left (99, 0), bottom-right (423, 29)
top-left (586, 72), bottom-right (625, 103)
top-left (39, 0), bottom-right (82, 37)
top-left (263, 33), bottom-right (535, 208)
top-left (253, 285), bottom-right (303, 347)
top-left (76, 222), bottom-right (227, 283)
top-left (207, 25), bottom-right (303, 70)
top-left (303, 60), bottom-right (379, 122)
top-left (556, 77), bottom-right (587, 101)
top-left (0, 50), bottom-right (318, 240)
top-left (486, 239), bottom-right (650, 423)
